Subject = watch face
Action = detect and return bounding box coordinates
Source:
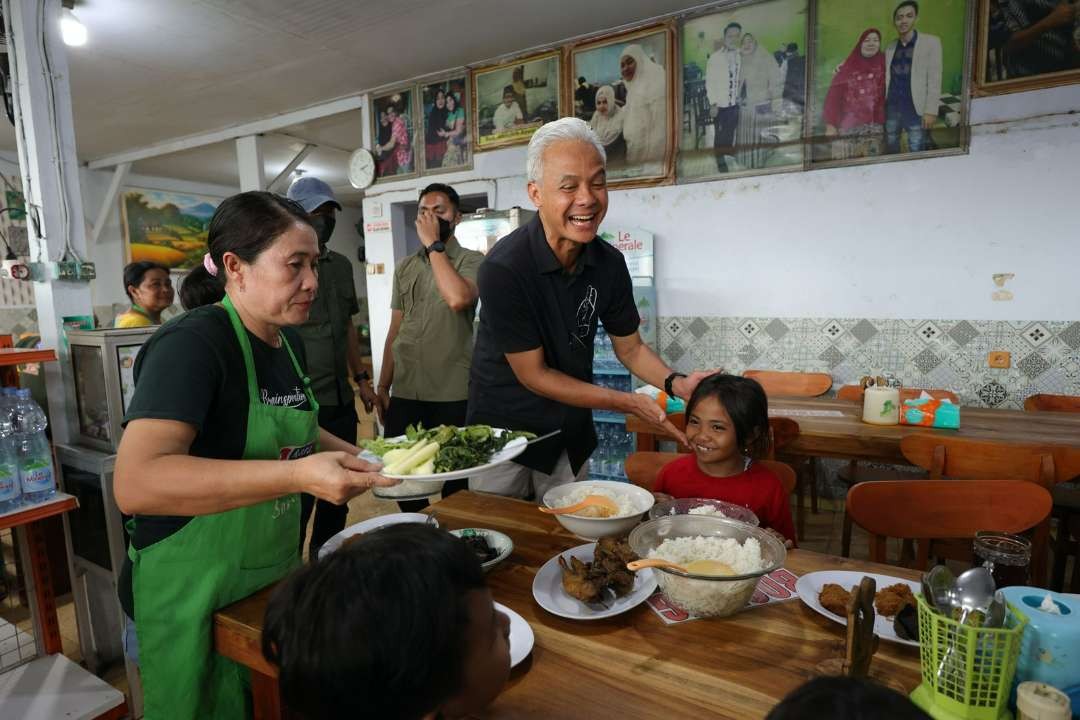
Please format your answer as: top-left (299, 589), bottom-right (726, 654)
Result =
top-left (348, 149), bottom-right (376, 189)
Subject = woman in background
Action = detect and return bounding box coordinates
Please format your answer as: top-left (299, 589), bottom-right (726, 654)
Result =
top-left (440, 92), bottom-right (467, 167)
top-left (115, 261), bottom-right (173, 328)
top-left (618, 44), bottom-right (667, 170)
top-left (425, 89), bottom-right (449, 169)
top-left (821, 29), bottom-right (886, 160)
top-left (588, 85), bottom-right (626, 167)
top-left (737, 33), bottom-right (783, 169)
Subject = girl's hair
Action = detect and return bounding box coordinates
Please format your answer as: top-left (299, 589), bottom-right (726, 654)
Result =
top-left (179, 264), bottom-right (224, 310)
top-left (205, 191), bottom-right (312, 278)
top-left (263, 523), bottom-right (487, 719)
top-left (686, 373), bottom-right (771, 459)
top-left (122, 261), bottom-right (168, 302)
top-left (767, 676), bottom-right (930, 720)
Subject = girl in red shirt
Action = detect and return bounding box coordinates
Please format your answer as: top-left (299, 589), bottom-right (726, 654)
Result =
top-left (653, 374), bottom-right (796, 547)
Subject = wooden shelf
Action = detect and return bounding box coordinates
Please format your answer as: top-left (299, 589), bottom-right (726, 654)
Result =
top-left (0, 493), bottom-right (78, 532)
top-left (0, 347), bottom-right (57, 367)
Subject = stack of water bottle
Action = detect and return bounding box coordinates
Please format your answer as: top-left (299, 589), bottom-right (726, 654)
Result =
top-left (0, 387), bottom-right (57, 514)
top-left (588, 424), bottom-right (635, 481)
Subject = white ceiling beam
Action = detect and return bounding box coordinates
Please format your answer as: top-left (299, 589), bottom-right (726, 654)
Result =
top-left (267, 144), bottom-right (315, 193)
top-left (236, 136), bottom-right (265, 192)
top-left (89, 161), bottom-right (130, 244)
top-left (86, 95), bottom-right (366, 170)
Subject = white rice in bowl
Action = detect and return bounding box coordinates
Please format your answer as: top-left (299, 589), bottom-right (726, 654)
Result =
top-left (648, 535), bottom-right (766, 617)
top-left (554, 484), bottom-right (643, 518)
top-left (687, 505), bottom-right (729, 518)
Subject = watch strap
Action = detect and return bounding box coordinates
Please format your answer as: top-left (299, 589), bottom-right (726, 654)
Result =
top-left (664, 372), bottom-right (687, 398)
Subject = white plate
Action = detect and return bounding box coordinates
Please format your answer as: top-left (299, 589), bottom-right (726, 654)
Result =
top-left (363, 429), bottom-right (529, 499)
top-left (795, 570), bottom-right (921, 647)
top-left (531, 542), bottom-right (658, 621)
top-left (495, 602), bottom-right (533, 668)
top-left (450, 528), bottom-right (514, 572)
top-left (317, 513), bottom-right (436, 559)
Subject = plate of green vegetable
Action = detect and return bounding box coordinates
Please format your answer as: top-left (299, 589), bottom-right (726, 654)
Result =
top-left (360, 424), bottom-right (535, 499)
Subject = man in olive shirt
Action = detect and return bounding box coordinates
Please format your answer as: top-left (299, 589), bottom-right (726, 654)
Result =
top-left (378, 183), bottom-right (483, 511)
top-left (288, 177), bottom-right (378, 556)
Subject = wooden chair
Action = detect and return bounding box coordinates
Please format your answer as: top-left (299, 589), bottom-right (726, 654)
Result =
top-left (1024, 394), bottom-right (1080, 413)
top-left (835, 387), bottom-right (961, 558)
top-left (897, 434), bottom-right (1080, 587)
top-left (743, 371), bottom-right (831, 534)
top-left (1023, 393), bottom-right (1080, 592)
top-left (846, 480), bottom-right (1053, 570)
top-left (624, 451), bottom-right (796, 497)
top-left (744, 370), bottom-right (832, 398)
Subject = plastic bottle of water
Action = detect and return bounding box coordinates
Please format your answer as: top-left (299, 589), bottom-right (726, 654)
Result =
top-left (12, 388), bottom-right (55, 504)
top-left (0, 411), bottom-right (20, 513)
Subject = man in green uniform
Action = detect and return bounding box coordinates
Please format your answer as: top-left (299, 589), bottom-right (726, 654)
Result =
top-left (288, 177), bottom-right (377, 556)
top-left (377, 183), bottom-right (483, 511)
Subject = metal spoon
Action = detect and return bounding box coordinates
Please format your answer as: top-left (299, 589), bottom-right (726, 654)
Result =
top-left (937, 566), bottom-right (996, 683)
top-left (923, 565), bottom-right (955, 613)
top-left (984, 590), bottom-right (1007, 628)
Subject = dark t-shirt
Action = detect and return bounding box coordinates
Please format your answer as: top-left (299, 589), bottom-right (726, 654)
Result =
top-left (118, 304), bottom-right (310, 618)
top-left (467, 216), bottom-right (639, 474)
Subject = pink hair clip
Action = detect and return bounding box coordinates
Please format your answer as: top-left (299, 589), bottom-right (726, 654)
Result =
top-left (203, 253), bottom-right (218, 277)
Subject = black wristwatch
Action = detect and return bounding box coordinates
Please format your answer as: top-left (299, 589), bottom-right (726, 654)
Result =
top-left (426, 241), bottom-right (446, 255)
top-left (664, 372), bottom-right (687, 397)
top-left (354, 371), bottom-right (370, 383)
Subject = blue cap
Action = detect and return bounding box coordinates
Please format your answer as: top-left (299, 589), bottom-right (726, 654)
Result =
top-left (286, 177), bottom-right (342, 214)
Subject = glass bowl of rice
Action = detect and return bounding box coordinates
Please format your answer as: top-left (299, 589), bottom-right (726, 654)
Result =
top-left (627, 515), bottom-right (786, 618)
top-left (541, 480), bottom-right (654, 540)
top-left (648, 498), bottom-right (759, 526)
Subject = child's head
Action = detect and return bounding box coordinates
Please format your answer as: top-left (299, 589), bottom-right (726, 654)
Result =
top-left (263, 523), bottom-right (511, 720)
top-left (502, 85), bottom-right (515, 106)
top-left (685, 373), bottom-right (770, 462)
top-left (766, 676), bottom-right (931, 719)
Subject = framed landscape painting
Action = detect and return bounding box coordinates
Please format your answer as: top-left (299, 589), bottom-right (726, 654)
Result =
top-left (119, 188), bottom-right (220, 271)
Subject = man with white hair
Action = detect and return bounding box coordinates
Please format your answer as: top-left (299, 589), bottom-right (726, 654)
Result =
top-left (467, 118), bottom-right (714, 499)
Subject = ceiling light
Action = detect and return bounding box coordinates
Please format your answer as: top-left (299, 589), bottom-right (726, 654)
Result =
top-left (60, 8), bottom-right (87, 47)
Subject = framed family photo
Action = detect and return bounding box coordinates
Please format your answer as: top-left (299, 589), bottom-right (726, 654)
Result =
top-left (120, 188), bottom-right (220, 271)
top-left (568, 23), bottom-right (676, 187)
top-left (678, 0), bottom-right (809, 183)
top-left (810, 0), bottom-right (972, 167)
top-left (370, 86), bottom-right (418, 183)
top-left (419, 74), bottom-right (472, 175)
top-left (974, 0), bottom-right (1080, 95)
top-left (472, 50), bottom-right (562, 151)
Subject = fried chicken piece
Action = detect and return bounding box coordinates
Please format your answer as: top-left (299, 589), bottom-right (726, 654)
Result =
top-left (819, 583), bottom-right (854, 616)
top-left (874, 583), bottom-right (916, 617)
top-left (558, 555), bottom-right (600, 603)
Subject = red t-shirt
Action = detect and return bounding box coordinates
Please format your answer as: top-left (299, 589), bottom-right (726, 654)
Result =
top-left (653, 454), bottom-right (797, 544)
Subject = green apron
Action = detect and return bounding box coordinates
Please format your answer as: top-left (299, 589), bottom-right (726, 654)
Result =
top-left (130, 295), bottom-right (319, 719)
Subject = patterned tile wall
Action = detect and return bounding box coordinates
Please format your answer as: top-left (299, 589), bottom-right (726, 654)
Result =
top-left (659, 317), bottom-right (1080, 410)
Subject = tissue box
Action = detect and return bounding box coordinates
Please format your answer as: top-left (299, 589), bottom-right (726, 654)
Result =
top-left (900, 396), bottom-right (960, 428)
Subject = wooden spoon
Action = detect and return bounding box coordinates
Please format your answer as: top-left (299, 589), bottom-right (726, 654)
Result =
top-left (626, 558), bottom-right (737, 576)
top-left (539, 495), bottom-right (620, 517)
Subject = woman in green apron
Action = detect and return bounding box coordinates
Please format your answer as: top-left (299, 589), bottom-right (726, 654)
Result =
top-left (114, 191), bottom-right (396, 719)
top-left (115, 261), bottom-right (174, 328)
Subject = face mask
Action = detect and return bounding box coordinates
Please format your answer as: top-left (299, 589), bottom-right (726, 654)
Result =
top-left (437, 216), bottom-right (453, 243)
top-left (312, 214), bottom-right (336, 247)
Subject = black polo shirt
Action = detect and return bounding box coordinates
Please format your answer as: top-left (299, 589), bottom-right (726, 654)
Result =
top-left (467, 215), bottom-right (640, 474)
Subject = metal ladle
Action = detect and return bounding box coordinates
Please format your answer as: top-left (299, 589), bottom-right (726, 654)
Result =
top-left (923, 565), bottom-right (955, 612)
top-left (937, 566), bottom-right (996, 683)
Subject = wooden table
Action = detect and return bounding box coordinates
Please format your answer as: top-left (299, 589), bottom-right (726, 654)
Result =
top-left (630, 397), bottom-right (1080, 464)
top-left (215, 491), bottom-right (923, 720)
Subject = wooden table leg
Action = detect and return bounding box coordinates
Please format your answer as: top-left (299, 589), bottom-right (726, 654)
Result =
top-left (250, 670), bottom-right (283, 720)
top-left (20, 521), bottom-right (63, 655)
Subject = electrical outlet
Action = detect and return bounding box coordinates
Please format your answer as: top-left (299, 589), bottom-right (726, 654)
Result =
top-left (988, 351), bottom-right (1011, 369)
